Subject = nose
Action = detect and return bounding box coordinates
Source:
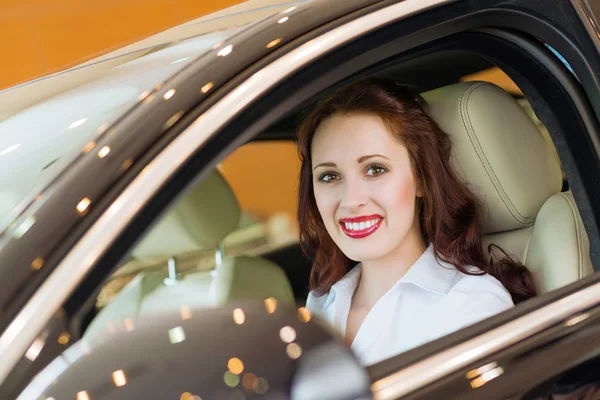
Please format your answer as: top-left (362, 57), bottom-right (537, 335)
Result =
top-left (341, 177), bottom-right (368, 210)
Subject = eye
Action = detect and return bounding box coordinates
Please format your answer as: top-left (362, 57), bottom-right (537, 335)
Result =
top-left (365, 164), bottom-right (388, 177)
top-left (318, 171), bottom-right (340, 183)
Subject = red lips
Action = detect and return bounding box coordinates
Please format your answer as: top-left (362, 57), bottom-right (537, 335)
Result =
top-left (339, 214), bottom-right (383, 239)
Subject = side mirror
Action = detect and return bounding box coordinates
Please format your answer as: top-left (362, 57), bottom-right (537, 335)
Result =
top-left (19, 302), bottom-right (372, 399)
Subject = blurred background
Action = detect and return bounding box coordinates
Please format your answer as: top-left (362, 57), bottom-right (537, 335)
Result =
top-left (1, 0), bottom-right (242, 90)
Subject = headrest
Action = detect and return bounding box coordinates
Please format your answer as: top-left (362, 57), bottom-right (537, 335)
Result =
top-left (133, 170), bottom-right (240, 258)
top-left (422, 82), bottom-right (563, 233)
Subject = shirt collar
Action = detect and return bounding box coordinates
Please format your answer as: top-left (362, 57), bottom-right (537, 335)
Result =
top-left (323, 263), bottom-right (362, 310)
top-left (399, 244), bottom-right (458, 295)
top-left (322, 244), bottom-right (458, 309)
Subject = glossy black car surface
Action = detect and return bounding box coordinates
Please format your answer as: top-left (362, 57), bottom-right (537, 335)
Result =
top-left (3, 0), bottom-right (600, 398)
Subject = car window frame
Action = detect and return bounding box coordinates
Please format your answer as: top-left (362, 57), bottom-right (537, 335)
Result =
top-left (0, 0), bottom-right (456, 385)
top-left (5, 2), bottom-right (598, 393)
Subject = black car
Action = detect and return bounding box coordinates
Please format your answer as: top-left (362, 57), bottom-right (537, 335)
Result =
top-left (2, 0), bottom-right (600, 398)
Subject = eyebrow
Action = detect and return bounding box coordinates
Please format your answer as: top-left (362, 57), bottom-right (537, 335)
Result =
top-left (312, 154), bottom-right (389, 171)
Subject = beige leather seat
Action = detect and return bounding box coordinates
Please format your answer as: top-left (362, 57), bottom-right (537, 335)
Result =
top-left (84, 170), bottom-right (294, 340)
top-left (422, 82), bottom-right (594, 292)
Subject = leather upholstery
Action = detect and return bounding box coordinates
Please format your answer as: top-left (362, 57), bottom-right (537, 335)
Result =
top-left (132, 171), bottom-right (241, 257)
top-left (423, 82), bottom-right (593, 292)
top-left (85, 170), bottom-right (295, 341)
top-left (423, 82), bottom-right (563, 233)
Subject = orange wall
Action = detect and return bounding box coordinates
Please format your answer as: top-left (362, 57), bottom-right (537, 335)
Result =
top-left (0, 0), bottom-right (241, 90)
top-left (220, 141), bottom-right (301, 221)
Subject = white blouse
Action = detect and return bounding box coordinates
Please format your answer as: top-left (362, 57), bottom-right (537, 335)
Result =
top-left (306, 245), bottom-right (514, 366)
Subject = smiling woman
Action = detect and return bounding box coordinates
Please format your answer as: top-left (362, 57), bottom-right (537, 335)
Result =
top-left (299, 77), bottom-right (537, 366)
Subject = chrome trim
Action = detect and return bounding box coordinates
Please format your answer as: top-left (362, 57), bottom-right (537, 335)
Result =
top-left (370, 3), bottom-right (600, 397)
top-left (571, 0), bottom-right (600, 55)
top-left (0, 0), bottom-right (453, 385)
top-left (371, 282), bottom-right (600, 399)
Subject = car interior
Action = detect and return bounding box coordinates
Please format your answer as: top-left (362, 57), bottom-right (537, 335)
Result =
top-left (79, 49), bottom-right (595, 347)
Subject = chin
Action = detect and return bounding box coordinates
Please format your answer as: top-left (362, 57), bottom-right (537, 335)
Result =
top-left (338, 241), bottom-right (393, 263)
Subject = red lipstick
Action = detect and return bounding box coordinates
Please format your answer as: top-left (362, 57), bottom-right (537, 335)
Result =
top-left (339, 214), bottom-right (383, 239)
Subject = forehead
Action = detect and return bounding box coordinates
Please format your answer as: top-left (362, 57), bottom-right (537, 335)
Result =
top-left (311, 113), bottom-right (401, 161)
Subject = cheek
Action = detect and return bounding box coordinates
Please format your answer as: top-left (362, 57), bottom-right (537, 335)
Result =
top-left (382, 174), bottom-right (418, 214)
top-left (313, 186), bottom-right (337, 221)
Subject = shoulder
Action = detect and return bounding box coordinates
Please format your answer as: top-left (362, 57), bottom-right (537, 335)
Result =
top-left (446, 267), bottom-right (514, 316)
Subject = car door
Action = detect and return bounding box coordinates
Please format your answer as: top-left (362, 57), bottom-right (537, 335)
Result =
top-left (4, 0), bottom-right (600, 399)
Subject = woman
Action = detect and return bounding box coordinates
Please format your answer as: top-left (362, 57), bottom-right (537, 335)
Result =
top-left (298, 77), bottom-right (537, 366)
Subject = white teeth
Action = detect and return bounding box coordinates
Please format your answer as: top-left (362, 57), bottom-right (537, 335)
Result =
top-left (343, 218), bottom-right (381, 231)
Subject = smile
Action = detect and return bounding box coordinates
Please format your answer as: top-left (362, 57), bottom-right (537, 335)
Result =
top-left (339, 214), bottom-right (383, 239)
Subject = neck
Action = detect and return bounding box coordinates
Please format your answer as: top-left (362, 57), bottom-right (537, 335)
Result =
top-left (353, 232), bottom-right (427, 309)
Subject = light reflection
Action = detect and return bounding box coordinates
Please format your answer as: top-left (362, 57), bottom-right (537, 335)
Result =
top-left (267, 38), bottom-right (282, 48)
top-left (242, 373), bottom-right (258, 391)
top-left (233, 308), bottom-right (246, 325)
top-left (77, 198), bottom-right (91, 214)
top-left (31, 257), bottom-right (44, 271)
top-left (96, 123), bottom-right (109, 134)
top-left (121, 158), bottom-right (133, 171)
top-left (201, 82), bottom-right (214, 94)
top-left (0, 144), bottom-right (20, 156)
top-left (228, 358), bottom-right (244, 375)
top-left (25, 331), bottom-right (48, 361)
top-left (283, 6), bottom-right (296, 13)
top-left (13, 216), bottom-right (36, 239)
top-left (164, 89), bottom-right (176, 100)
top-left (172, 57), bottom-right (191, 64)
top-left (164, 111), bottom-right (184, 129)
top-left (256, 378), bottom-right (268, 394)
top-left (466, 362), bottom-right (498, 379)
top-left (98, 146), bottom-right (111, 158)
top-left (264, 297), bottom-right (277, 314)
top-left (297, 307), bottom-right (311, 323)
top-left (83, 141), bottom-right (96, 153)
top-left (212, 41), bottom-right (224, 50)
top-left (217, 45), bottom-right (233, 57)
top-left (566, 312), bottom-right (590, 326)
top-left (112, 369), bottom-right (127, 387)
top-left (278, 17), bottom-right (289, 24)
top-left (77, 391), bottom-right (90, 400)
top-left (169, 326), bottom-right (186, 344)
top-left (181, 305), bottom-right (192, 320)
top-left (137, 91), bottom-right (150, 101)
top-left (224, 371), bottom-right (240, 388)
top-left (279, 326), bottom-right (296, 343)
top-left (286, 343), bottom-right (302, 359)
top-left (124, 318), bottom-right (135, 332)
top-left (180, 393), bottom-right (202, 400)
top-left (68, 118), bottom-right (88, 130)
top-left (469, 366), bottom-right (504, 389)
top-left (143, 94), bottom-right (155, 104)
top-left (57, 332), bottom-right (71, 345)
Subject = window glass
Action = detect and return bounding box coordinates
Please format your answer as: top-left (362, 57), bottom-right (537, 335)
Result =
top-left (91, 140), bottom-right (301, 335)
top-left (0, 0), bottom-right (309, 229)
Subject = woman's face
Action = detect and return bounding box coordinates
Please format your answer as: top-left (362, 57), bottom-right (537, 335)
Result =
top-left (311, 112), bottom-right (422, 263)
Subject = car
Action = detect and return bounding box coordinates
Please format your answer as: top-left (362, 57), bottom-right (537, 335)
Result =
top-left (2, 0), bottom-right (600, 398)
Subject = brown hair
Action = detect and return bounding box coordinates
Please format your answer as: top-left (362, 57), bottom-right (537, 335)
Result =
top-left (297, 77), bottom-right (537, 304)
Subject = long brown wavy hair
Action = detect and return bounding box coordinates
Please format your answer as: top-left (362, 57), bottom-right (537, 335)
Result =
top-left (297, 77), bottom-right (537, 304)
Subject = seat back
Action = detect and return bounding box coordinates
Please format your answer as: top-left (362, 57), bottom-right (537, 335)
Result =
top-left (85, 170), bottom-right (294, 341)
top-left (422, 82), bottom-right (593, 292)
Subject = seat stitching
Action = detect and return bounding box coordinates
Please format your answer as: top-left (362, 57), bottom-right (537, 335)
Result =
top-left (458, 83), bottom-right (533, 226)
top-left (559, 192), bottom-right (583, 278)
